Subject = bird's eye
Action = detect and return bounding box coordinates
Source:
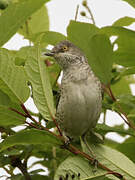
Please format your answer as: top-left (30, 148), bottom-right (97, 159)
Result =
top-left (62, 45), bottom-right (68, 51)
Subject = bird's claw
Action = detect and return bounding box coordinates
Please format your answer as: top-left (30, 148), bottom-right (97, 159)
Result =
top-left (91, 159), bottom-right (98, 173)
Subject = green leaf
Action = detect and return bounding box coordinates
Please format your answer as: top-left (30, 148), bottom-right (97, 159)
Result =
top-left (121, 0), bottom-right (135, 9)
top-left (82, 141), bottom-right (135, 180)
top-left (25, 47), bottom-right (55, 120)
top-left (120, 67), bottom-right (135, 76)
top-left (0, 89), bottom-right (10, 106)
top-left (101, 26), bottom-right (135, 67)
top-left (19, 6), bottom-right (49, 39)
top-left (101, 25), bottom-right (135, 37)
top-left (88, 34), bottom-right (113, 84)
top-left (30, 175), bottom-right (50, 180)
top-left (0, 105), bottom-right (25, 126)
top-left (67, 21), bottom-right (113, 84)
top-left (55, 156), bottom-right (107, 180)
top-left (0, 48), bottom-right (30, 103)
top-left (0, 129), bottom-right (60, 152)
top-left (111, 77), bottom-right (131, 96)
top-left (40, 31), bottom-right (66, 45)
top-left (11, 174), bottom-right (50, 180)
top-left (113, 16), bottom-right (135, 27)
top-left (0, 0), bottom-right (49, 47)
top-left (14, 46), bottom-right (38, 66)
top-left (0, 90), bottom-right (26, 126)
top-left (67, 20), bottom-right (99, 48)
top-left (116, 137), bottom-right (135, 163)
top-left (95, 124), bottom-right (135, 137)
top-left (113, 94), bottom-right (135, 115)
top-left (0, 154), bottom-right (10, 167)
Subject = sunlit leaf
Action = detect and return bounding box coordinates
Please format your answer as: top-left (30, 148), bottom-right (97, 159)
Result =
top-left (55, 156), bottom-right (107, 180)
top-left (19, 6), bottom-right (49, 40)
top-left (81, 141), bottom-right (135, 180)
top-left (40, 31), bottom-right (66, 45)
top-left (0, 129), bottom-right (60, 152)
top-left (0, 48), bottom-right (30, 103)
top-left (113, 16), bottom-right (135, 27)
top-left (101, 26), bottom-right (135, 67)
top-left (0, 0), bottom-right (49, 46)
top-left (96, 124), bottom-right (135, 137)
top-left (116, 137), bottom-right (135, 163)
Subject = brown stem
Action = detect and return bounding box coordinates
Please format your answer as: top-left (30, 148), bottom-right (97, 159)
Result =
top-left (107, 84), bottom-right (116, 101)
top-left (75, 5), bottom-right (79, 21)
top-left (21, 104), bottom-right (31, 117)
top-left (51, 115), bottom-right (63, 136)
top-left (21, 104), bottom-right (61, 138)
top-left (18, 163), bottom-right (31, 180)
top-left (11, 157), bottom-right (31, 180)
top-left (67, 144), bottom-right (126, 180)
top-left (9, 108), bottom-right (26, 117)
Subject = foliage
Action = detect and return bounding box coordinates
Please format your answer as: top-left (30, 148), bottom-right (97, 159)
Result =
top-left (0, 0), bottom-right (135, 180)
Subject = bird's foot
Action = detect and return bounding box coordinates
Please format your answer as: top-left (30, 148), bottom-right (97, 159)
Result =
top-left (64, 135), bottom-right (71, 146)
top-left (91, 158), bottom-right (98, 173)
top-left (60, 135), bottom-right (72, 148)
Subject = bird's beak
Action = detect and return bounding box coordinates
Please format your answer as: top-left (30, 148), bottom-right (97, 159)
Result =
top-left (44, 52), bottom-right (55, 57)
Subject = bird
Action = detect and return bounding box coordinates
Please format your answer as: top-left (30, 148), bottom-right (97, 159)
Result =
top-left (45, 40), bottom-right (102, 144)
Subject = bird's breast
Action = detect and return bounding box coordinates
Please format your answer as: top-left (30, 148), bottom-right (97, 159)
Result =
top-left (56, 77), bottom-right (102, 138)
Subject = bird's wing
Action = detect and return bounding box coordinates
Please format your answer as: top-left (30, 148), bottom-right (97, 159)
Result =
top-left (53, 89), bottom-right (61, 109)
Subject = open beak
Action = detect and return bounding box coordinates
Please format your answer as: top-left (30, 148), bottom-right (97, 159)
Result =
top-left (44, 52), bottom-right (55, 57)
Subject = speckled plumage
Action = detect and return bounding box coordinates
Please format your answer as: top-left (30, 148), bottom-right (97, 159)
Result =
top-left (46, 40), bottom-right (102, 139)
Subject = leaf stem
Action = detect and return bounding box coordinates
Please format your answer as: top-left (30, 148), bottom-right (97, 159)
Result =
top-left (104, 84), bottom-right (135, 130)
top-left (84, 2), bottom-right (96, 25)
top-left (75, 5), bottom-right (79, 21)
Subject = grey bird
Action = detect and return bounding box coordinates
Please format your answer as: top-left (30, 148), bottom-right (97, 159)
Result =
top-left (45, 40), bottom-right (102, 143)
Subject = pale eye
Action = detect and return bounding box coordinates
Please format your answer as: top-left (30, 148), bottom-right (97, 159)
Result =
top-left (62, 46), bottom-right (68, 51)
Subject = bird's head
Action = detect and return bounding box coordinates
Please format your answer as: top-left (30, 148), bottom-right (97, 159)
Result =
top-left (45, 40), bottom-right (86, 69)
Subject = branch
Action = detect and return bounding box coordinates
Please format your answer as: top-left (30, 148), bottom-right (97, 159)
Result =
top-left (10, 104), bottom-right (125, 179)
top-left (67, 144), bottom-right (126, 180)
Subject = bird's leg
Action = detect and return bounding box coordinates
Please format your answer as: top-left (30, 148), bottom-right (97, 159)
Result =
top-left (60, 132), bottom-right (72, 147)
top-left (63, 133), bottom-right (72, 145)
top-left (82, 134), bottom-right (98, 172)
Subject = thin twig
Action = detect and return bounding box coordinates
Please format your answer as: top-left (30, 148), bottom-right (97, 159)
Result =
top-left (21, 104), bottom-right (59, 137)
top-left (85, 2), bottom-right (96, 25)
top-left (51, 115), bottom-right (63, 136)
top-left (75, 5), bottom-right (79, 21)
top-left (9, 108), bottom-right (26, 117)
top-left (107, 84), bottom-right (116, 101)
